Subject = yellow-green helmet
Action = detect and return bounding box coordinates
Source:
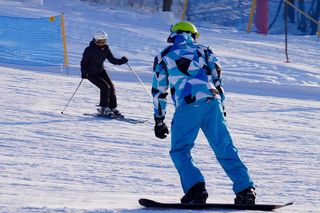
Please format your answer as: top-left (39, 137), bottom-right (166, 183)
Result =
top-left (170, 21), bottom-right (200, 38)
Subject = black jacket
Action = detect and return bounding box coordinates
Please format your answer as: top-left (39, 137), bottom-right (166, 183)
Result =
top-left (81, 40), bottom-right (124, 77)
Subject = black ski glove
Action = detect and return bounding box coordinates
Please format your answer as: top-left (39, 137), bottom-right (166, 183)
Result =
top-left (154, 116), bottom-right (169, 139)
top-left (120, 56), bottom-right (128, 64)
top-left (81, 72), bottom-right (88, 79)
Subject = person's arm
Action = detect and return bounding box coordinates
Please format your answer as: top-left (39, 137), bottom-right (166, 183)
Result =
top-left (104, 45), bottom-right (128, 65)
top-left (152, 55), bottom-right (170, 139)
top-left (152, 55), bottom-right (169, 119)
top-left (205, 47), bottom-right (226, 116)
top-left (80, 47), bottom-right (90, 78)
top-left (205, 47), bottom-right (225, 102)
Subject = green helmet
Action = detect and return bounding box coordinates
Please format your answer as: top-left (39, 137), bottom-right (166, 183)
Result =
top-left (170, 21), bottom-right (200, 38)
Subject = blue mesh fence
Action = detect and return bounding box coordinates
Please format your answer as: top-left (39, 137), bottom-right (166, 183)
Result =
top-left (0, 15), bottom-right (64, 66)
top-left (268, 0), bottom-right (318, 35)
top-left (186, 0), bottom-right (318, 35)
top-left (186, 0), bottom-right (252, 30)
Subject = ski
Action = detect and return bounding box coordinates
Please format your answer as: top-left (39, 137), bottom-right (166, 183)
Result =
top-left (83, 113), bottom-right (147, 124)
top-left (139, 198), bottom-right (293, 211)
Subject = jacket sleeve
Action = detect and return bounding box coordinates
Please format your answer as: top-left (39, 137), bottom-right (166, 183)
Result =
top-left (104, 45), bottom-right (124, 65)
top-left (205, 47), bottom-right (225, 102)
top-left (80, 47), bottom-right (90, 75)
top-left (152, 55), bottom-right (169, 119)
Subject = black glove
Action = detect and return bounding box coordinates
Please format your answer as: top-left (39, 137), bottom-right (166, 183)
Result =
top-left (154, 116), bottom-right (169, 139)
top-left (120, 56), bottom-right (128, 64)
top-left (81, 72), bottom-right (88, 79)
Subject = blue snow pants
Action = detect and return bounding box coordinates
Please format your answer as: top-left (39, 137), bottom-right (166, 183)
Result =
top-left (170, 98), bottom-right (254, 194)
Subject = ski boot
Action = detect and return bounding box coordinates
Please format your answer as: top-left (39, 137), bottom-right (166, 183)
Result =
top-left (234, 187), bottom-right (256, 205)
top-left (97, 106), bottom-right (114, 117)
top-left (181, 182), bottom-right (208, 204)
top-left (110, 108), bottom-right (124, 119)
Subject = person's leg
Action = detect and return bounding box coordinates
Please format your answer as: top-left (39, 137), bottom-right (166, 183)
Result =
top-left (201, 99), bottom-right (254, 193)
top-left (170, 102), bottom-right (204, 193)
top-left (88, 75), bottom-right (110, 107)
top-left (101, 72), bottom-right (117, 109)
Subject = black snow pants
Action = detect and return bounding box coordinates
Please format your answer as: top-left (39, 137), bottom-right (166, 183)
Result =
top-left (87, 71), bottom-right (117, 109)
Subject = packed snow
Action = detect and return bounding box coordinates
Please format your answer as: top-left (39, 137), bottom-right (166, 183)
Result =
top-left (0, 0), bottom-right (319, 213)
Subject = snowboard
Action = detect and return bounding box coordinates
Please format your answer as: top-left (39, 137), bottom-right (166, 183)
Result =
top-left (83, 113), bottom-right (147, 124)
top-left (139, 198), bottom-right (293, 211)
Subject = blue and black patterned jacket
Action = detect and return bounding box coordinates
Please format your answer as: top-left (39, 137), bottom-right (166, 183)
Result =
top-left (152, 32), bottom-right (224, 118)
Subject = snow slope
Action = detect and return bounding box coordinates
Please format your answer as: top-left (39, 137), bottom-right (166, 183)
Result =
top-left (0, 0), bottom-right (319, 212)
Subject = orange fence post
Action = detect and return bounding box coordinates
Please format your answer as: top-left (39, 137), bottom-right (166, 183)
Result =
top-left (60, 13), bottom-right (68, 68)
top-left (247, 0), bottom-right (257, 33)
top-left (181, 0), bottom-right (188, 21)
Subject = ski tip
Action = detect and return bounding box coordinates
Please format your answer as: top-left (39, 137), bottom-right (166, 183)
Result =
top-left (138, 199), bottom-right (145, 206)
top-left (138, 198), bottom-right (148, 204)
top-left (139, 198), bottom-right (155, 207)
top-left (284, 201), bottom-right (294, 206)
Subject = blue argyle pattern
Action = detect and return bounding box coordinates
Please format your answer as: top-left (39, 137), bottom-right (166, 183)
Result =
top-left (152, 32), bottom-right (223, 118)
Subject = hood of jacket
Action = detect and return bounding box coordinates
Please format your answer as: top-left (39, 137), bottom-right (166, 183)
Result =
top-left (167, 32), bottom-right (195, 45)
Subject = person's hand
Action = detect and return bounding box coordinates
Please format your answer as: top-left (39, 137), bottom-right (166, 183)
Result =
top-left (81, 72), bottom-right (88, 79)
top-left (154, 116), bottom-right (169, 139)
top-left (120, 56), bottom-right (128, 64)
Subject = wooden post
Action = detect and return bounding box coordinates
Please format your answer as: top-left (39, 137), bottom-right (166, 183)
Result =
top-left (247, 0), bottom-right (257, 33)
top-left (317, 23), bottom-right (320, 41)
top-left (60, 13), bottom-right (68, 69)
top-left (284, 1), bottom-right (290, 63)
top-left (181, 0), bottom-right (188, 21)
top-left (163, 0), bottom-right (172, 11)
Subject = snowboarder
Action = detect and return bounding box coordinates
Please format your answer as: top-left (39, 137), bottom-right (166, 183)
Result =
top-left (81, 30), bottom-right (128, 117)
top-left (151, 21), bottom-right (256, 204)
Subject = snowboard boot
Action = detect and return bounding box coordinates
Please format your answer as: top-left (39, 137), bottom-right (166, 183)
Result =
top-left (234, 187), bottom-right (256, 205)
top-left (110, 108), bottom-right (124, 119)
top-left (181, 182), bottom-right (208, 204)
top-left (97, 106), bottom-right (114, 117)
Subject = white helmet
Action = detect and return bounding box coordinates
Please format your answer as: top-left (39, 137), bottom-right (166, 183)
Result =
top-left (93, 30), bottom-right (108, 41)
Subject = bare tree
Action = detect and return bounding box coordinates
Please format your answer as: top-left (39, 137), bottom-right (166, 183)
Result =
top-left (163, 0), bottom-right (172, 11)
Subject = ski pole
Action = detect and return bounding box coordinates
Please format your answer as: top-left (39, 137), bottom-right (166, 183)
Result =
top-left (126, 62), bottom-right (152, 98)
top-left (60, 79), bottom-right (84, 114)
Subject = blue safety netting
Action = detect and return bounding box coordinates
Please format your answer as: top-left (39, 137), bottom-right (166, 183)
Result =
top-left (0, 15), bottom-right (64, 66)
top-left (186, 0), bottom-right (252, 30)
top-left (268, 0), bottom-right (318, 35)
top-left (186, 0), bottom-right (319, 35)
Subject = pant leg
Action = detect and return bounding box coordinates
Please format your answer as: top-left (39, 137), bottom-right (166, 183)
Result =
top-left (88, 75), bottom-right (110, 107)
top-left (170, 102), bottom-right (205, 193)
top-left (201, 99), bottom-right (254, 193)
top-left (100, 71), bottom-right (117, 109)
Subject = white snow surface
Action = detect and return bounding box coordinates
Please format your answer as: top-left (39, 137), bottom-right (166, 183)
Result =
top-left (0, 0), bottom-right (319, 213)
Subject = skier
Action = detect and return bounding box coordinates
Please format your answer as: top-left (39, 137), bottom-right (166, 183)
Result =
top-left (81, 30), bottom-right (128, 117)
top-left (152, 21), bottom-right (256, 204)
